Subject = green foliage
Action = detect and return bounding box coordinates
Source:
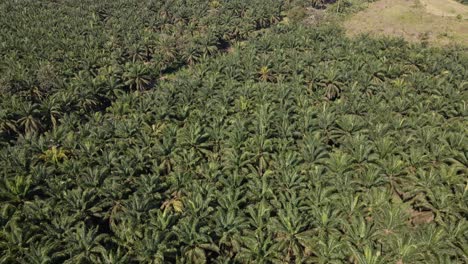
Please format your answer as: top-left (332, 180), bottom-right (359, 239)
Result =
top-left (0, 0), bottom-right (467, 263)
top-left (0, 0), bottom-right (287, 138)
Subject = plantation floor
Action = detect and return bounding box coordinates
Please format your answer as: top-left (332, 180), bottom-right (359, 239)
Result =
top-left (344, 0), bottom-right (468, 46)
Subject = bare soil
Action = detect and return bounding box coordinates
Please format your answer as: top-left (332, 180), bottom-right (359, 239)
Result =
top-left (344, 0), bottom-right (468, 46)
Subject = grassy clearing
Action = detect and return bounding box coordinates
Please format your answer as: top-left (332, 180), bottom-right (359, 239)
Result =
top-left (344, 0), bottom-right (468, 46)
top-left (421, 0), bottom-right (468, 18)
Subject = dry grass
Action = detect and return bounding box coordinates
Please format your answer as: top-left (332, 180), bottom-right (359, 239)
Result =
top-left (344, 0), bottom-right (468, 46)
top-left (420, 0), bottom-right (468, 18)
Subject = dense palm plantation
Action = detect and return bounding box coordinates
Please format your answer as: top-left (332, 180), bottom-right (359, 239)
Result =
top-left (0, 0), bottom-right (286, 137)
top-left (1, 0), bottom-right (467, 263)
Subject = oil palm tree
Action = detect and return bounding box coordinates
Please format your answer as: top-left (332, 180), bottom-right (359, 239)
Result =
top-left (174, 218), bottom-right (219, 264)
top-left (17, 102), bottom-right (42, 134)
top-left (123, 62), bottom-right (152, 91)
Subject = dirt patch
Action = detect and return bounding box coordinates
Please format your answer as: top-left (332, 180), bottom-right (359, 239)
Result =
top-left (409, 210), bottom-right (435, 226)
top-left (344, 0), bottom-right (468, 46)
top-left (304, 7), bottom-right (326, 25)
top-left (420, 0), bottom-right (468, 18)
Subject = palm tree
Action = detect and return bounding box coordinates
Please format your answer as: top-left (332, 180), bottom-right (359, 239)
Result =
top-left (0, 109), bottom-right (17, 136)
top-left (300, 133), bottom-right (329, 166)
top-left (258, 66), bottom-right (273, 82)
top-left (177, 123), bottom-right (212, 157)
top-left (348, 245), bottom-right (382, 264)
top-left (174, 218), bottom-right (219, 264)
top-left (1, 175), bottom-right (32, 203)
top-left (236, 230), bottom-right (281, 264)
top-left (183, 45), bottom-right (203, 66)
top-left (98, 247), bottom-right (130, 264)
top-left (123, 62), bottom-right (152, 91)
top-left (316, 67), bottom-right (344, 100)
top-left (132, 226), bottom-right (177, 263)
top-left (40, 96), bottom-right (62, 130)
top-left (155, 127), bottom-right (177, 175)
top-left (270, 206), bottom-right (315, 262)
top-left (212, 208), bottom-right (248, 258)
top-left (17, 102), bottom-right (42, 134)
top-left (61, 222), bottom-right (107, 263)
top-left (0, 217), bottom-right (30, 263)
top-left (310, 234), bottom-right (346, 263)
top-left (23, 241), bottom-right (59, 264)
